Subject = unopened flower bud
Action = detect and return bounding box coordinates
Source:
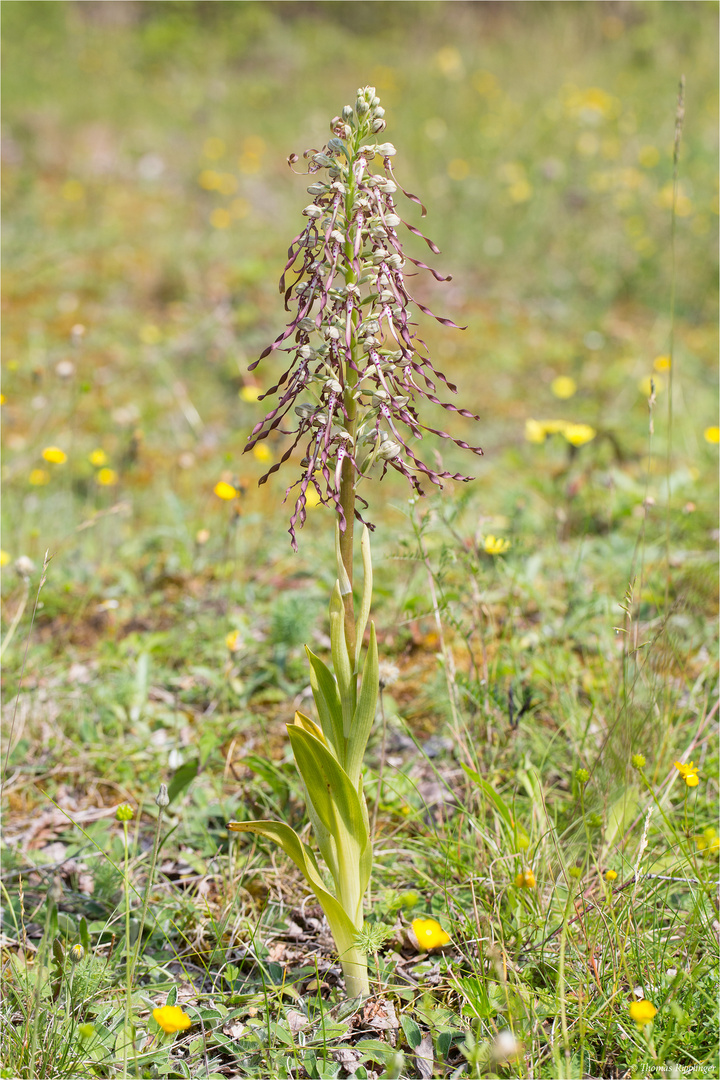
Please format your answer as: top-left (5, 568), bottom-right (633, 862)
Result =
top-left (373, 106), bottom-right (385, 119)
top-left (342, 105), bottom-right (354, 122)
top-left (355, 97), bottom-right (370, 117)
top-left (372, 119), bottom-right (387, 133)
top-left (312, 153), bottom-right (333, 168)
top-left (576, 768), bottom-right (590, 784)
top-left (302, 204), bottom-right (323, 219)
top-left (306, 182), bottom-right (327, 196)
top-left (631, 753), bottom-right (646, 771)
top-left (377, 440), bottom-right (401, 461)
top-left (155, 783), bottom-right (169, 809)
top-left (116, 803), bottom-right (134, 822)
top-left (295, 403), bottom-right (315, 419)
top-left (374, 142), bottom-right (397, 157)
top-left (69, 943), bottom-right (85, 965)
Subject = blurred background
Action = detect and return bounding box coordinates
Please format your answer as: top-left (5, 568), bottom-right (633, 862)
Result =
top-left (1, 0), bottom-right (718, 627)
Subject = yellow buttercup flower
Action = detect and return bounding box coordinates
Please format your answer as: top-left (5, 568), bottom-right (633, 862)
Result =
top-left (695, 827), bottom-right (719, 857)
top-left (42, 446), bottom-right (67, 464)
top-left (253, 444), bottom-right (272, 463)
top-left (704, 426), bottom-right (719, 444)
top-left (29, 469), bottom-right (50, 486)
top-left (514, 869), bottom-right (536, 889)
top-left (89, 449), bottom-right (108, 467)
top-left (604, 869), bottom-right (618, 881)
top-left (153, 1005), bottom-right (192, 1034)
top-left (629, 999), bottom-right (657, 1026)
top-left (563, 423), bottom-right (596, 447)
top-left (483, 535), bottom-right (510, 555)
top-left (0, 551), bottom-right (10, 567)
top-left (525, 418), bottom-right (547, 444)
top-left (239, 385), bottom-right (262, 403)
top-left (550, 376), bottom-right (577, 399)
top-left (97, 468), bottom-right (118, 486)
top-left (411, 917), bottom-right (451, 950)
top-left (226, 630), bottom-right (241, 652)
top-left (214, 480), bottom-right (237, 501)
top-left (674, 760), bottom-right (700, 787)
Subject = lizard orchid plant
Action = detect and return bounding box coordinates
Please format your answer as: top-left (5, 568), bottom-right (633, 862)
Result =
top-left (228, 85), bottom-right (482, 999)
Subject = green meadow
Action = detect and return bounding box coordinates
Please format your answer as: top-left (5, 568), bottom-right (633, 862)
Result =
top-left (1, 3), bottom-right (718, 1078)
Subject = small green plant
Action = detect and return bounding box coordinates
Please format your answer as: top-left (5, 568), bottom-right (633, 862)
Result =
top-left (228, 85), bottom-right (482, 998)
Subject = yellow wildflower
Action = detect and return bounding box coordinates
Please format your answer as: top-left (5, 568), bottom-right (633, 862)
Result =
top-left (226, 630), bottom-right (241, 652)
top-left (153, 1005), bottom-right (192, 1034)
top-left (97, 468), bottom-right (118, 486)
top-left (253, 444), bottom-right (272, 463)
top-left (483, 535), bottom-right (510, 555)
top-left (0, 551), bottom-right (10, 567)
top-left (674, 760), bottom-right (699, 787)
top-left (199, 169), bottom-right (221, 190)
top-left (695, 827), bottom-right (720, 857)
top-left (551, 376), bottom-right (577, 399)
top-left (42, 446), bottom-right (67, 464)
top-left (704, 426), bottom-right (719, 444)
top-left (563, 423), bottom-right (596, 447)
top-left (411, 917), bottom-right (451, 950)
top-left (29, 469), bottom-right (50, 486)
top-left (604, 869), bottom-right (618, 881)
top-left (89, 449), bottom-right (108, 467)
top-left (629, 999), bottom-right (657, 1026)
top-left (514, 869), bottom-right (536, 889)
top-left (214, 480), bottom-right (237, 501)
top-left (525, 418), bottom-right (547, 443)
top-left (653, 355), bottom-right (671, 372)
top-left (239, 385), bottom-right (262, 403)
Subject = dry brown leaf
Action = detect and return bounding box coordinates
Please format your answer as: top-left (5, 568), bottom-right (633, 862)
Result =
top-left (414, 1033), bottom-right (434, 1079)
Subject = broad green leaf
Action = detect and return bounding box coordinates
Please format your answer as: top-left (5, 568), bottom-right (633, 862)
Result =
top-left (227, 818), bottom-right (359, 958)
top-left (400, 1014), bottom-right (422, 1050)
top-left (291, 713), bottom-right (340, 882)
top-left (354, 524), bottom-right (373, 672)
top-left (345, 623), bottom-right (378, 787)
top-left (461, 763), bottom-right (514, 831)
top-left (330, 582), bottom-right (355, 735)
top-left (288, 725), bottom-right (370, 920)
top-left (306, 646), bottom-right (345, 758)
top-left (168, 758), bottom-right (198, 804)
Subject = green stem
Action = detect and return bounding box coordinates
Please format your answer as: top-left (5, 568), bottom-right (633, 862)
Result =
top-left (123, 820), bottom-right (131, 1080)
top-left (130, 806), bottom-right (164, 985)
